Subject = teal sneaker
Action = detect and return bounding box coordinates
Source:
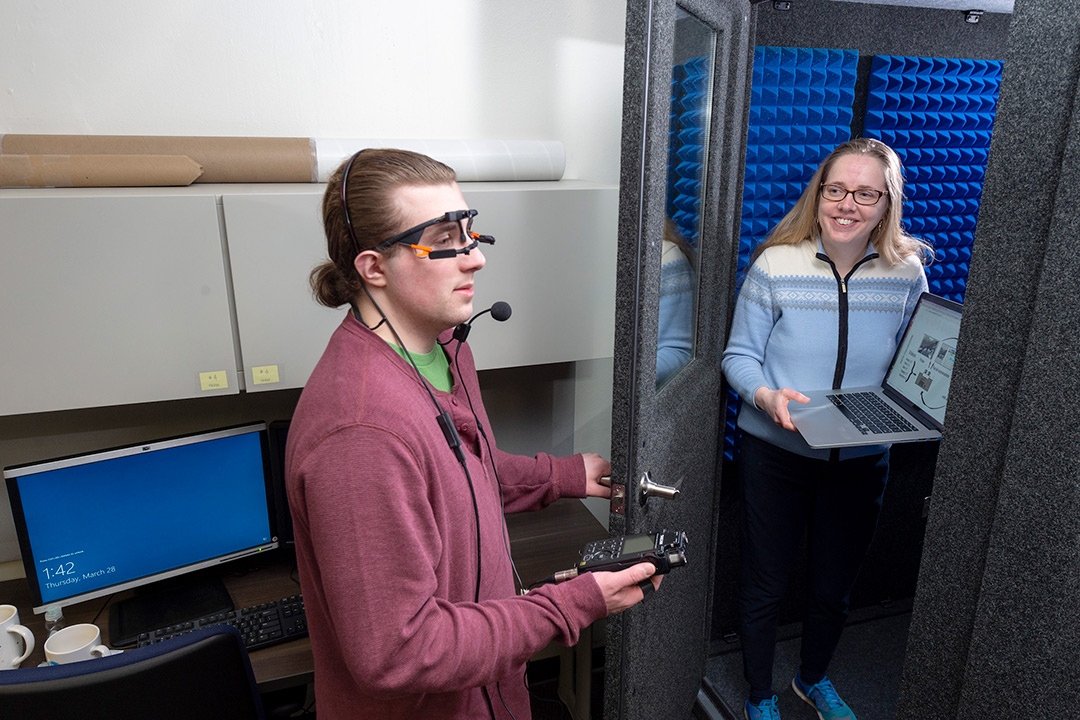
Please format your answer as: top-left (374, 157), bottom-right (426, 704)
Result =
top-left (791, 673), bottom-right (855, 720)
top-left (744, 695), bottom-right (780, 720)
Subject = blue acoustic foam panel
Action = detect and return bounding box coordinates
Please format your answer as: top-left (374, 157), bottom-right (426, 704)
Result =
top-left (668, 55), bottom-right (711, 247)
top-left (724, 46), bottom-right (858, 461)
top-left (740, 46), bottom-right (858, 289)
top-left (864, 55), bottom-right (1003, 304)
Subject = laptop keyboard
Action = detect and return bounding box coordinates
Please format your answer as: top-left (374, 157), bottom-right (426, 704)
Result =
top-left (827, 392), bottom-right (918, 435)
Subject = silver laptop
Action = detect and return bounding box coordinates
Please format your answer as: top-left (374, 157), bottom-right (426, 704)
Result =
top-left (789, 292), bottom-right (963, 448)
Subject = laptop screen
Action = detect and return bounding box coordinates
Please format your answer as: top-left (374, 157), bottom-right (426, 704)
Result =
top-left (883, 293), bottom-right (964, 428)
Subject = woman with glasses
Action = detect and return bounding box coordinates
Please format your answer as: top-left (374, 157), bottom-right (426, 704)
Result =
top-left (722, 138), bottom-right (930, 720)
top-left (286, 148), bottom-right (659, 720)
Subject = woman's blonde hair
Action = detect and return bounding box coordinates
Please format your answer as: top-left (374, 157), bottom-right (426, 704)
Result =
top-left (751, 138), bottom-right (931, 267)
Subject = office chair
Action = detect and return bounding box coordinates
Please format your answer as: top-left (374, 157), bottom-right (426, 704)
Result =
top-left (0, 625), bottom-right (266, 720)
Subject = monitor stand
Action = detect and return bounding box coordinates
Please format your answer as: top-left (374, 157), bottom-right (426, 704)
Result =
top-left (108, 572), bottom-right (234, 647)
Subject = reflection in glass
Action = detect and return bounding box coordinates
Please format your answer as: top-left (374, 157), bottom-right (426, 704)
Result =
top-left (657, 220), bottom-right (696, 386)
top-left (657, 7), bottom-right (714, 389)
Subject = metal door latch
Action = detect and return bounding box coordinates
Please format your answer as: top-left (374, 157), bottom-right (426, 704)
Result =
top-left (601, 475), bottom-right (626, 515)
top-left (639, 471), bottom-right (680, 506)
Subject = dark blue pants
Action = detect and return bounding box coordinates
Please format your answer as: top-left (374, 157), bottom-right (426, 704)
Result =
top-left (737, 433), bottom-right (889, 702)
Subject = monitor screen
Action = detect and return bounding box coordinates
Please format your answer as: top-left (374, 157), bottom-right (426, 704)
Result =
top-left (5, 423), bottom-right (278, 614)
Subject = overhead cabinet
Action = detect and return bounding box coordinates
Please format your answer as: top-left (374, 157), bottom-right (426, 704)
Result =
top-left (0, 190), bottom-right (239, 416)
top-left (0, 182), bottom-right (617, 415)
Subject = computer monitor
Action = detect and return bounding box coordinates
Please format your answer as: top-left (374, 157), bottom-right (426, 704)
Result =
top-left (266, 419), bottom-right (295, 546)
top-left (4, 423), bottom-right (279, 643)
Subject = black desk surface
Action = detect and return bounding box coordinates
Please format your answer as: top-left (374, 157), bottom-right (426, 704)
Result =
top-left (1, 498), bottom-right (607, 690)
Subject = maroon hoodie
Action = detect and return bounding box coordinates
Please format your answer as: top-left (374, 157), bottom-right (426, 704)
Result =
top-left (286, 313), bottom-right (607, 720)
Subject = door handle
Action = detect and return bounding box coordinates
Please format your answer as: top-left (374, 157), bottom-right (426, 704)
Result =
top-left (639, 471), bottom-right (680, 506)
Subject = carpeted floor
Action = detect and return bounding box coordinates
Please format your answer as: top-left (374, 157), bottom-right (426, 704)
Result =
top-left (528, 609), bottom-right (911, 719)
top-left (704, 611), bottom-right (912, 719)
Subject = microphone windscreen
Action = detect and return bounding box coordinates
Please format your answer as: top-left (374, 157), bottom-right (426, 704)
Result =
top-left (491, 301), bottom-right (512, 322)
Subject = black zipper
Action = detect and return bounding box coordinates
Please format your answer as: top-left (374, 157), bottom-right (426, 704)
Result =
top-left (816, 251), bottom-right (879, 389)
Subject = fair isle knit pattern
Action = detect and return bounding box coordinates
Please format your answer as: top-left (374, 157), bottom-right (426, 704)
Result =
top-left (740, 249), bottom-right (921, 317)
top-left (723, 240), bottom-right (928, 459)
top-left (749, 273), bottom-right (921, 315)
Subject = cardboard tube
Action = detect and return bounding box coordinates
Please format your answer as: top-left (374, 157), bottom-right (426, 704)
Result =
top-left (0, 135), bottom-right (316, 183)
top-left (0, 154), bottom-right (205, 188)
top-left (314, 138), bottom-right (566, 182)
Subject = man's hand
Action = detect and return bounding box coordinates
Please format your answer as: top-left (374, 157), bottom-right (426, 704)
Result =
top-left (582, 453), bottom-right (612, 498)
top-left (592, 562), bottom-right (662, 614)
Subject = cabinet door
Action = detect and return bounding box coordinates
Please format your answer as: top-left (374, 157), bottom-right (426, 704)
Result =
top-left (223, 182), bottom-right (618, 392)
top-left (462, 183), bottom-right (618, 369)
top-left (222, 190), bottom-right (348, 393)
top-left (0, 192), bottom-right (239, 416)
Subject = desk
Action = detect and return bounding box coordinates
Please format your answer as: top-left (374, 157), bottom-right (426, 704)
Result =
top-left (0, 499), bottom-right (606, 714)
top-left (508, 499), bottom-right (608, 720)
top-left (0, 548), bottom-right (313, 693)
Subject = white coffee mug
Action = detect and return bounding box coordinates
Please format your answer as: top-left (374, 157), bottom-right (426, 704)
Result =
top-left (43, 623), bottom-right (114, 664)
top-left (0, 604), bottom-right (35, 670)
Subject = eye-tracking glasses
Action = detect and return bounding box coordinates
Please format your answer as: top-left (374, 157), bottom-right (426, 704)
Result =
top-left (375, 209), bottom-right (495, 259)
top-left (819, 183), bottom-right (888, 206)
top-left (340, 150), bottom-right (495, 260)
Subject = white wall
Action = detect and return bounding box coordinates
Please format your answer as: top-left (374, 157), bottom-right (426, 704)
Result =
top-left (0, 1), bottom-right (627, 576)
top-left (0, 0), bottom-right (627, 183)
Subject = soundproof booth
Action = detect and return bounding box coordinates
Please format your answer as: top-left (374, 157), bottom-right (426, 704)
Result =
top-left (2, 1), bottom-right (1080, 719)
top-left (602, 1), bottom-right (1079, 719)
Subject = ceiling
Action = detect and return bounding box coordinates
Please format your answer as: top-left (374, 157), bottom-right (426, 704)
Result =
top-left (829, 0), bottom-right (1014, 13)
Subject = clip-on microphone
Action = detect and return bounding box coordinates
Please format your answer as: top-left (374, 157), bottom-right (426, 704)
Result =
top-left (433, 301), bottom-right (513, 458)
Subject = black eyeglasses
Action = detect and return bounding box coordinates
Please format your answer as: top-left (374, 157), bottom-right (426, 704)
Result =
top-left (339, 150), bottom-right (495, 260)
top-left (819, 183), bottom-right (888, 206)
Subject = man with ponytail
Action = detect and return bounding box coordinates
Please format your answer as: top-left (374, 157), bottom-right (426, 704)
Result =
top-left (287, 148), bottom-right (659, 720)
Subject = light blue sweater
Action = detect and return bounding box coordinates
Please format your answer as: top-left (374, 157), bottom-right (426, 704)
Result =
top-left (722, 239), bottom-right (928, 459)
top-left (657, 239), bottom-right (695, 386)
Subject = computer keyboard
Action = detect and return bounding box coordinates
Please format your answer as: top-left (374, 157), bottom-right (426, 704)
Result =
top-left (136, 594), bottom-right (307, 651)
top-left (827, 391), bottom-right (918, 435)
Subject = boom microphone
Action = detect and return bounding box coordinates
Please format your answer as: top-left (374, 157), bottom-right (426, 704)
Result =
top-left (451, 301), bottom-right (513, 343)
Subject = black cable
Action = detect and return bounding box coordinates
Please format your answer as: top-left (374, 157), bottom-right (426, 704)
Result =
top-left (497, 679), bottom-right (521, 720)
top-left (526, 563), bottom-right (584, 591)
top-left (482, 685), bottom-right (498, 720)
top-left (453, 327), bottom-right (536, 720)
top-left (521, 665), bottom-right (569, 720)
top-left (453, 338), bottom-right (525, 592)
top-left (463, 464), bottom-right (484, 605)
top-left (343, 160), bottom-right (493, 718)
top-left (91, 594), bottom-right (114, 625)
top-left (356, 293), bottom-right (446, 436)
top-left (357, 287), bottom-right (484, 605)
top-left (361, 292), bottom-right (561, 720)
top-left (527, 575), bottom-right (559, 591)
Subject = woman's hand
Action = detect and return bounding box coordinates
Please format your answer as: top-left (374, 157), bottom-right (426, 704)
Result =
top-left (754, 386), bottom-right (810, 432)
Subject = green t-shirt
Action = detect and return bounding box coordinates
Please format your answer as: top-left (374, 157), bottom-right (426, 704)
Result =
top-left (390, 343), bottom-right (453, 393)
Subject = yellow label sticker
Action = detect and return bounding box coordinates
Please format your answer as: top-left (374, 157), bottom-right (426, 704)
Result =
top-left (252, 365), bottom-right (281, 385)
top-left (199, 371), bottom-right (230, 391)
